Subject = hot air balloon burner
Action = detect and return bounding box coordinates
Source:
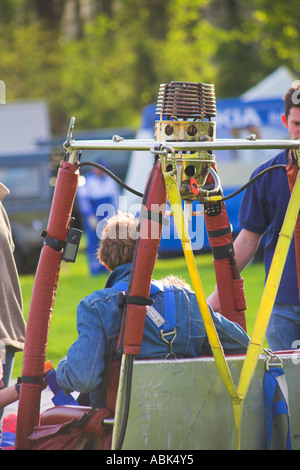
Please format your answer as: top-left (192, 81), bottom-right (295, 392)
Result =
top-left (155, 81), bottom-right (217, 200)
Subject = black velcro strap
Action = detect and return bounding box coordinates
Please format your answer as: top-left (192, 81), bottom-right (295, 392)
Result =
top-left (41, 230), bottom-right (65, 252)
top-left (207, 226), bottom-right (232, 238)
top-left (118, 292), bottom-right (154, 309)
top-left (211, 244), bottom-right (234, 260)
top-left (126, 295), bottom-right (154, 306)
top-left (20, 375), bottom-right (43, 385)
top-left (140, 208), bottom-right (169, 226)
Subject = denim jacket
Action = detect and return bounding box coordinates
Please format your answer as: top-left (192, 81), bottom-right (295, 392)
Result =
top-left (56, 263), bottom-right (249, 407)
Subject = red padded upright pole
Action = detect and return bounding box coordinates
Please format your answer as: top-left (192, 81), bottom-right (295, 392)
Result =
top-left (205, 203), bottom-right (247, 331)
top-left (119, 161), bottom-right (167, 355)
top-left (15, 161), bottom-right (79, 450)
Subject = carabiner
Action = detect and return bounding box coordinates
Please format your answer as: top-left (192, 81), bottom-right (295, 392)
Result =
top-left (160, 328), bottom-right (177, 359)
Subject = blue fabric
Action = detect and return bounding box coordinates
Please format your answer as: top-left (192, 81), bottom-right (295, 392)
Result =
top-left (0, 346), bottom-right (15, 445)
top-left (56, 263), bottom-right (249, 408)
top-left (1, 432), bottom-right (15, 448)
top-left (239, 150), bottom-right (299, 305)
top-left (263, 365), bottom-right (291, 450)
top-left (45, 369), bottom-right (78, 406)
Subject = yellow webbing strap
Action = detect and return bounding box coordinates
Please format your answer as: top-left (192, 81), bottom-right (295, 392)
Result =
top-left (163, 170), bottom-right (243, 447)
top-left (163, 166), bottom-right (300, 450)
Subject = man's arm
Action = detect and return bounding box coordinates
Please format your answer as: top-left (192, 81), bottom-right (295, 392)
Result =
top-left (233, 229), bottom-right (263, 272)
top-left (207, 229), bottom-right (263, 312)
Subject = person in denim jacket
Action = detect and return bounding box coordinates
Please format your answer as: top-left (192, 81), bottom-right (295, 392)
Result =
top-left (56, 212), bottom-right (249, 408)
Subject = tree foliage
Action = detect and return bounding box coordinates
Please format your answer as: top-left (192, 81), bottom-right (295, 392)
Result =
top-left (0, 0), bottom-right (299, 133)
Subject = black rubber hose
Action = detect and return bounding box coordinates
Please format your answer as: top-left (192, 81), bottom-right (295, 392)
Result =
top-left (77, 161), bottom-right (144, 198)
top-left (221, 164), bottom-right (287, 201)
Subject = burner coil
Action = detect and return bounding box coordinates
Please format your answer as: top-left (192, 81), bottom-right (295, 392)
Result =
top-left (156, 81), bottom-right (216, 120)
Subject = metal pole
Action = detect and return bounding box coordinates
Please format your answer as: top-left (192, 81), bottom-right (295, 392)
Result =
top-left (64, 138), bottom-right (300, 153)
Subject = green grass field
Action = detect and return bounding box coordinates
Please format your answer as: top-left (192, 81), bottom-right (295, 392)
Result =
top-left (13, 248), bottom-right (266, 379)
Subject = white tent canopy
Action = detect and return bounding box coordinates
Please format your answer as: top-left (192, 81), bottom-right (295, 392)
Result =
top-left (241, 66), bottom-right (296, 101)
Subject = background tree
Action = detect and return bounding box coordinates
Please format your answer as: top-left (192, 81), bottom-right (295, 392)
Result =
top-left (0, 0), bottom-right (299, 133)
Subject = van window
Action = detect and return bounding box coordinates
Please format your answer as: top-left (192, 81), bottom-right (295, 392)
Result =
top-left (0, 166), bottom-right (42, 198)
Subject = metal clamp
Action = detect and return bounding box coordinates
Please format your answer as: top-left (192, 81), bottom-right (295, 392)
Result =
top-left (151, 143), bottom-right (176, 157)
top-left (151, 143), bottom-right (176, 175)
top-left (264, 348), bottom-right (283, 370)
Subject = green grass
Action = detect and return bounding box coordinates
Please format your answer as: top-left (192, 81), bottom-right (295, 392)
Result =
top-left (13, 249), bottom-right (266, 379)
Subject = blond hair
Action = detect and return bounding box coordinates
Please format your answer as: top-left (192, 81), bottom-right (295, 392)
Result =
top-left (161, 274), bottom-right (191, 290)
top-left (98, 211), bottom-right (139, 271)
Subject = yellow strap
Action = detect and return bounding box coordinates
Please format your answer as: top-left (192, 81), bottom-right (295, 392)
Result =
top-left (163, 164), bottom-right (300, 450)
top-left (163, 170), bottom-right (243, 446)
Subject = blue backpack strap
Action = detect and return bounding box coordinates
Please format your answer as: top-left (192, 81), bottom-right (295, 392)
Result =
top-left (159, 286), bottom-right (177, 359)
top-left (161, 287), bottom-right (176, 333)
top-left (263, 354), bottom-right (291, 450)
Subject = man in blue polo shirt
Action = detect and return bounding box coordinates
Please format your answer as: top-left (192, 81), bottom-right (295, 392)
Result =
top-left (208, 84), bottom-right (300, 350)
